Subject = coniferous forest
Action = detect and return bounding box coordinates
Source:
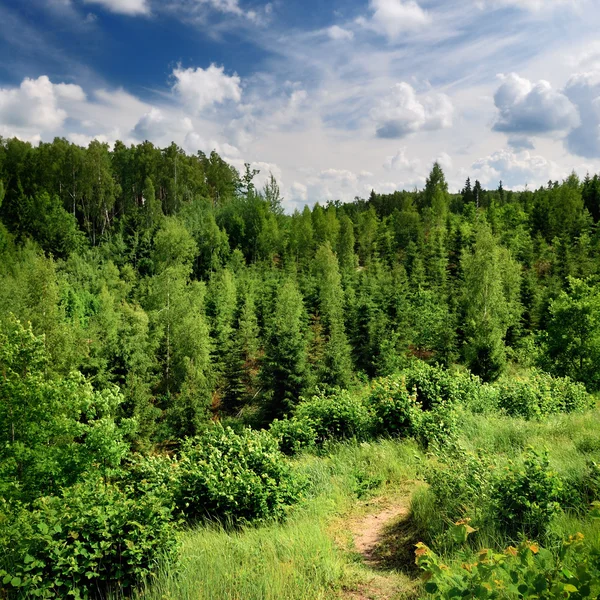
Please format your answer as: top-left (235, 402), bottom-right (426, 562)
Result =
top-left (2, 136), bottom-right (600, 599)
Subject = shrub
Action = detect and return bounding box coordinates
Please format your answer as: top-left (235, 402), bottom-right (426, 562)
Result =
top-left (412, 402), bottom-right (460, 449)
top-left (175, 424), bottom-right (304, 524)
top-left (294, 389), bottom-right (373, 443)
top-left (403, 362), bottom-right (481, 410)
top-left (423, 448), bottom-right (493, 535)
top-left (416, 529), bottom-right (600, 599)
top-left (368, 374), bottom-right (417, 437)
top-left (0, 480), bottom-right (177, 599)
top-left (269, 417), bottom-right (317, 456)
top-left (493, 447), bottom-right (563, 539)
top-left (492, 370), bottom-right (592, 419)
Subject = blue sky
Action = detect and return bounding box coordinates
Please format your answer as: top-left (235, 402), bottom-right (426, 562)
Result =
top-left (1, 0), bottom-right (600, 209)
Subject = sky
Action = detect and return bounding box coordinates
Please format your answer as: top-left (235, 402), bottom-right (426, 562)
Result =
top-left (1, 0), bottom-right (600, 211)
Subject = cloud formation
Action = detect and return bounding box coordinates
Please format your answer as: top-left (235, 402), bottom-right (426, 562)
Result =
top-left (0, 76), bottom-right (85, 131)
top-left (371, 82), bottom-right (453, 139)
top-left (493, 73), bottom-right (579, 134)
top-left (82, 0), bottom-right (149, 15)
top-left (366, 0), bottom-right (429, 39)
top-left (564, 72), bottom-right (600, 158)
top-left (471, 149), bottom-right (563, 189)
top-left (172, 64), bottom-right (242, 114)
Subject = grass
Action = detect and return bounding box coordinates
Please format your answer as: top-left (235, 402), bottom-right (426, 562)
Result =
top-left (137, 406), bottom-right (600, 600)
top-left (136, 439), bottom-right (424, 600)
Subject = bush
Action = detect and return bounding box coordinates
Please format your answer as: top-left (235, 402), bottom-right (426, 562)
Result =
top-left (0, 480), bottom-right (176, 599)
top-left (412, 402), bottom-right (460, 449)
top-left (368, 374), bottom-right (417, 437)
top-left (423, 448), bottom-right (493, 539)
top-left (269, 417), bottom-right (317, 456)
top-left (403, 362), bottom-right (481, 410)
top-left (492, 371), bottom-right (591, 419)
top-left (417, 529), bottom-right (600, 599)
top-left (493, 447), bottom-right (563, 539)
top-left (175, 424), bottom-right (304, 524)
top-left (294, 389), bottom-right (373, 443)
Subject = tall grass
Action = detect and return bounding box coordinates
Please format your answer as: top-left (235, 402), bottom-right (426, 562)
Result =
top-left (136, 438), bottom-right (424, 600)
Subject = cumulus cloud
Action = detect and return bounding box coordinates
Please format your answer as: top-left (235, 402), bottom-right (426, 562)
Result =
top-left (0, 75), bottom-right (85, 132)
top-left (172, 64), bottom-right (242, 114)
top-left (384, 147), bottom-right (420, 171)
top-left (471, 149), bottom-right (563, 189)
top-left (327, 25), bottom-right (354, 41)
top-left (82, 0), bottom-right (149, 16)
top-left (493, 73), bottom-right (579, 134)
top-left (133, 107), bottom-right (169, 139)
top-left (564, 72), bottom-right (600, 158)
top-left (371, 83), bottom-right (453, 139)
top-left (366, 0), bottom-right (429, 39)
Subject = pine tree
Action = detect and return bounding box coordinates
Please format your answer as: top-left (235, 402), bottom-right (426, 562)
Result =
top-left (461, 222), bottom-right (522, 381)
top-left (313, 243), bottom-right (353, 388)
top-left (262, 279), bottom-right (308, 419)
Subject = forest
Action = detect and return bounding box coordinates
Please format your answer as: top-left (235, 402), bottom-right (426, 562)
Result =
top-left (1, 135), bottom-right (600, 599)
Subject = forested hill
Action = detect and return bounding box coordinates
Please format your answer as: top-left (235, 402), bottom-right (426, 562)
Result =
top-left (1, 136), bottom-right (600, 444)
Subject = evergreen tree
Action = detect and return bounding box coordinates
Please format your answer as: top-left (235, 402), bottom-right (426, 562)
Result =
top-left (313, 243), bottom-right (353, 388)
top-left (262, 279), bottom-right (308, 419)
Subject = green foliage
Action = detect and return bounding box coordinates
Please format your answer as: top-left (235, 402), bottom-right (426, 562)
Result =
top-left (0, 319), bottom-right (135, 502)
top-left (268, 417), bottom-right (317, 456)
top-left (491, 371), bottom-right (591, 419)
top-left (175, 424), bottom-right (304, 524)
top-left (543, 278), bottom-right (600, 390)
top-left (0, 480), bottom-right (177, 599)
top-left (493, 448), bottom-right (563, 539)
top-left (294, 389), bottom-right (374, 443)
top-left (368, 374), bottom-right (417, 437)
top-left (402, 362), bottom-right (481, 410)
top-left (417, 533), bottom-right (600, 599)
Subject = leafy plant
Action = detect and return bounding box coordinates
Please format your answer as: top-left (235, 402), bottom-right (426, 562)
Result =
top-left (175, 424), bottom-right (304, 524)
top-left (493, 447), bottom-right (563, 539)
top-left (294, 389), bottom-right (374, 443)
top-left (0, 480), bottom-right (176, 599)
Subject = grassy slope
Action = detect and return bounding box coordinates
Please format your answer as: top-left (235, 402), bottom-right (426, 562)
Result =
top-left (138, 408), bottom-right (600, 600)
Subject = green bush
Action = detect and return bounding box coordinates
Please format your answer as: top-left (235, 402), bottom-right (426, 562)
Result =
top-left (403, 362), bottom-right (481, 410)
top-left (412, 402), bottom-right (460, 449)
top-left (367, 374), bottom-right (417, 437)
top-left (294, 389), bottom-right (373, 443)
top-left (492, 371), bottom-right (591, 419)
top-left (269, 417), bottom-right (317, 456)
top-left (417, 529), bottom-right (600, 599)
top-left (423, 448), bottom-right (493, 538)
top-left (493, 447), bottom-right (563, 539)
top-left (0, 480), bottom-right (176, 599)
top-left (175, 424), bottom-right (304, 525)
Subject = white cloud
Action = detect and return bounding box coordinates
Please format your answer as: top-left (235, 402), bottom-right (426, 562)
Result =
top-left (172, 64), bottom-right (242, 114)
top-left (493, 73), bottom-right (579, 134)
top-left (133, 107), bottom-right (168, 139)
top-left (327, 25), bottom-right (354, 41)
top-left (371, 82), bottom-right (453, 138)
top-left (366, 0), bottom-right (429, 39)
top-left (476, 0), bottom-right (584, 12)
top-left (384, 147), bottom-right (421, 171)
top-left (471, 149), bottom-right (564, 189)
top-left (0, 75), bottom-right (85, 131)
top-left (82, 0), bottom-right (149, 16)
top-left (564, 71), bottom-right (600, 158)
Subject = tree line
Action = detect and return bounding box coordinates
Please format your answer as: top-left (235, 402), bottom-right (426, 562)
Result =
top-left (1, 136), bottom-right (600, 446)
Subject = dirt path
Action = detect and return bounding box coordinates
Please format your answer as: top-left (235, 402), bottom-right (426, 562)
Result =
top-left (352, 504), bottom-right (409, 567)
top-left (339, 497), bottom-right (418, 600)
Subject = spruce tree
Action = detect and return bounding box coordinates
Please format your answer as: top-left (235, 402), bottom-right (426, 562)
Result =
top-left (262, 279), bottom-right (308, 419)
top-left (313, 243), bottom-right (353, 388)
